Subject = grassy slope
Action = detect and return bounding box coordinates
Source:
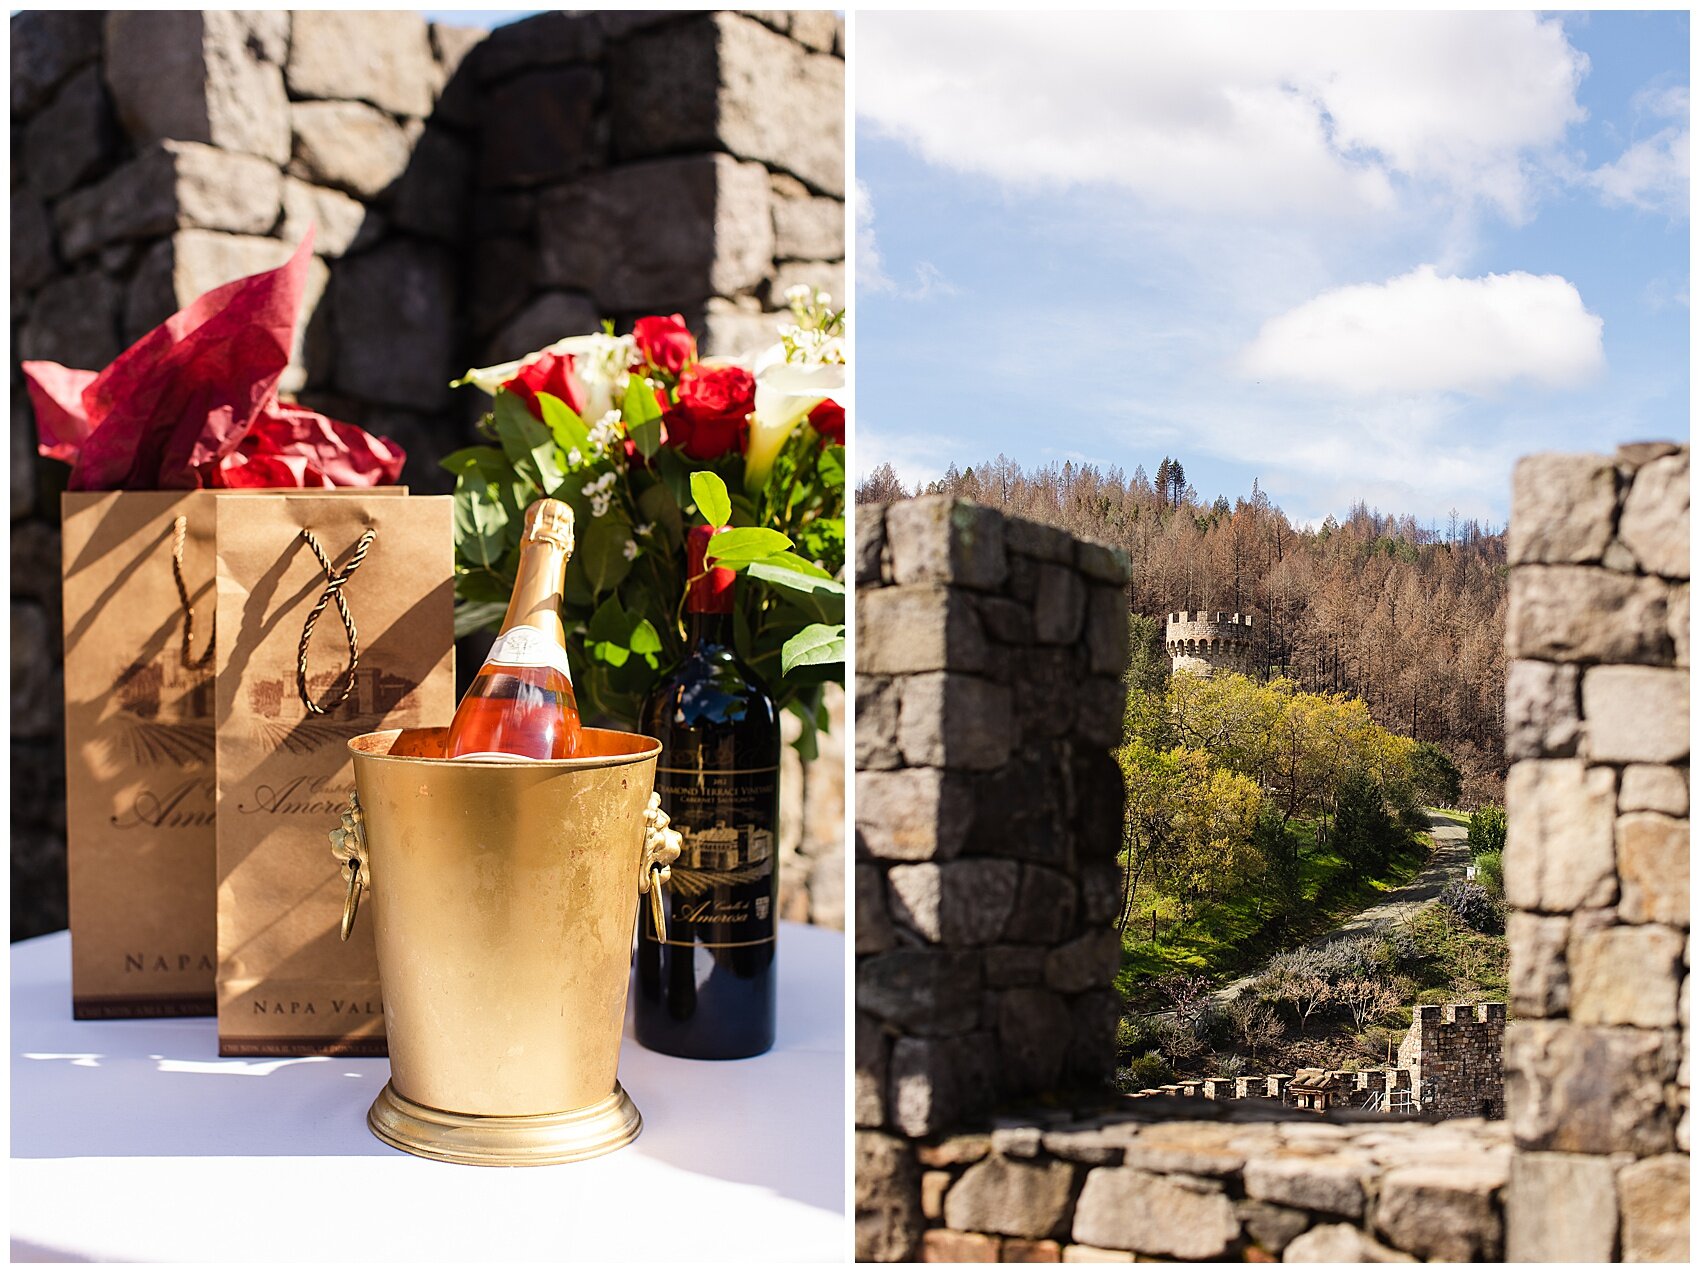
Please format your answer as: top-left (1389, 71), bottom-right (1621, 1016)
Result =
top-left (1115, 821), bottom-right (1432, 1009)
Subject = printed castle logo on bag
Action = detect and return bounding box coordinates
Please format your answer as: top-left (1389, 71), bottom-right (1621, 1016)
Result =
top-left (109, 657), bottom-right (215, 766)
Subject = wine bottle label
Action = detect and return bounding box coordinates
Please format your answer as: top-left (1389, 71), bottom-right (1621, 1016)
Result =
top-left (651, 764), bottom-right (779, 949)
top-left (483, 624), bottom-right (573, 684)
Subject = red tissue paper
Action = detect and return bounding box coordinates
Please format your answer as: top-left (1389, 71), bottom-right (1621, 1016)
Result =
top-left (21, 230), bottom-right (404, 490)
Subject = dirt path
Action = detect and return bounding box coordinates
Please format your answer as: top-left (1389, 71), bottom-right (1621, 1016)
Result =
top-left (1210, 811), bottom-right (1472, 1004)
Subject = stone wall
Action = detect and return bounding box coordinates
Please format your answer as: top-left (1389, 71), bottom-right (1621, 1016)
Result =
top-left (1500, 444), bottom-right (1689, 1262)
top-left (10, 9), bottom-right (845, 939)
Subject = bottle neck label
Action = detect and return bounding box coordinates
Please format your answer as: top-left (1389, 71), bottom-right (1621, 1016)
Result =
top-left (484, 624), bottom-right (573, 684)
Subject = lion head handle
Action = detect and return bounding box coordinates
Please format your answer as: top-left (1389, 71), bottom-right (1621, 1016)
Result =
top-left (638, 791), bottom-right (683, 942)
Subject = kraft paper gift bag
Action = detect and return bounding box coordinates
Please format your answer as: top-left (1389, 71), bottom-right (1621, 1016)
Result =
top-left (213, 493), bottom-right (455, 1056)
top-left (61, 489), bottom-right (222, 1017)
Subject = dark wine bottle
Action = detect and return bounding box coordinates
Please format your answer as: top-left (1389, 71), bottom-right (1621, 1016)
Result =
top-left (635, 524), bottom-right (780, 1059)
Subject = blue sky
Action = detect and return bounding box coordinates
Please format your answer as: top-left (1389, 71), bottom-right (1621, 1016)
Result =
top-left (855, 11), bottom-right (1689, 526)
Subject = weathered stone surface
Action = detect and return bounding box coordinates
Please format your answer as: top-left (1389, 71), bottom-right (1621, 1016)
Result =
top-left (479, 66), bottom-right (603, 189)
top-left (1117, 1125), bottom-right (1246, 1176)
top-left (856, 1010), bottom-right (887, 1127)
top-left (857, 767), bottom-right (973, 862)
top-left (1670, 582), bottom-right (1689, 666)
top-left (1033, 565), bottom-right (1087, 645)
top-left (855, 676), bottom-right (899, 771)
top-left (1244, 1154), bottom-right (1370, 1218)
top-left (1006, 517), bottom-right (1075, 563)
top-left (1503, 760), bottom-right (1618, 912)
top-left (857, 503), bottom-right (886, 584)
top-left (540, 155), bottom-right (773, 311)
top-left (1619, 764), bottom-right (1689, 817)
top-left (290, 100), bottom-right (413, 199)
top-left (1617, 811), bottom-right (1690, 926)
top-left (104, 11), bottom-right (291, 164)
top-left (917, 1134), bottom-right (993, 1168)
top-left (1508, 566), bottom-right (1674, 665)
top-left (997, 988), bottom-right (1073, 1092)
top-left (11, 9), bottom-right (102, 117)
top-left (1084, 586), bottom-right (1128, 675)
top-left (1072, 1167), bottom-right (1237, 1260)
top-left (1508, 452), bottom-right (1619, 565)
top-left (1235, 1200), bottom-right (1310, 1256)
top-left (1374, 1162), bottom-right (1505, 1261)
top-left (12, 602), bottom-right (54, 739)
top-left (859, 585), bottom-right (989, 676)
top-left (1044, 929), bottom-right (1121, 994)
top-left (1618, 1153), bottom-right (1690, 1262)
top-left (772, 178), bottom-right (844, 261)
top-left (858, 948), bottom-right (980, 1036)
top-left (389, 129), bottom-right (473, 243)
top-left (11, 193), bottom-right (56, 295)
top-left (1504, 659), bottom-right (1582, 759)
top-left (1569, 923), bottom-right (1685, 1027)
top-left (485, 291), bottom-right (600, 366)
top-left (55, 141), bottom-right (282, 261)
top-left (919, 1169), bottom-right (950, 1220)
top-left (856, 1130), bottom-right (922, 1262)
top-left (898, 673), bottom-right (1014, 772)
top-left (1060, 1245), bottom-right (1134, 1263)
top-left (921, 1229), bottom-right (1001, 1262)
top-left (1619, 451), bottom-right (1689, 579)
top-left (24, 65), bottom-right (117, 200)
top-left (890, 1036), bottom-right (961, 1138)
top-left (698, 298), bottom-right (783, 358)
top-left (1282, 1225), bottom-right (1414, 1263)
top-left (888, 860), bottom-right (1020, 945)
top-left (856, 863), bottom-right (895, 955)
top-left (286, 11), bottom-right (440, 118)
top-left (771, 258), bottom-right (845, 309)
top-left (330, 240), bottom-right (456, 410)
top-left (1076, 540), bottom-right (1129, 585)
top-left (1504, 1150), bottom-right (1619, 1262)
top-left (1504, 1019), bottom-right (1679, 1156)
top-left (886, 497), bottom-right (1008, 591)
top-left (278, 179), bottom-right (369, 259)
top-left (1582, 666), bottom-right (1689, 764)
top-left (1003, 866), bottom-right (1078, 945)
top-left (944, 1155), bottom-right (1077, 1239)
top-left (1508, 910), bottom-right (1571, 1018)
top-left (19, 271), bottom-right (120, 368)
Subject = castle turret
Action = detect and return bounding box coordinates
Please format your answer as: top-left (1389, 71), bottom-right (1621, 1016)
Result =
top-left (1164, 610), bottom-right (1261, 679)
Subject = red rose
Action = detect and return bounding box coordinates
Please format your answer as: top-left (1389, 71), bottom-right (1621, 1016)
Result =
top-left (503, 350), bottom-right (587, 420)
top-left (665, 363), bottom-right (755, 461)
top-left (632, 313), bottom-right (696, 378)
top-left (808, 399), bottom-right (845, 446)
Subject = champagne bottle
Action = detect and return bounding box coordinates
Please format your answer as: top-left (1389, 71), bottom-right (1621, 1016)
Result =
top-left (445, 498), bottom-right (583, 761)
top-left (635, 524), bottom-right (780, 1058)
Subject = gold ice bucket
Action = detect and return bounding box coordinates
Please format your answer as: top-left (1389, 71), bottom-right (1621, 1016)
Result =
top-left (332, 726), bottom-right (681, 1166)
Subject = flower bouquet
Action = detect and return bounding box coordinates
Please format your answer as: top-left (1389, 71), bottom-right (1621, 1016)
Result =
top-left (447, 288), bottom-right (846, 754)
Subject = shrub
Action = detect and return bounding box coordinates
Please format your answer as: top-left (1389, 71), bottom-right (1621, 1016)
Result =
top-left (1439, 880), bottom-right (1502, 934)
top-left (1411, 742), bottom-right (1463, 806)
top-left (1473, 850), bottom-right (1503, 899)
top-left (1118, 1050), bottom-right (1175, 1092)
top-left (1467, 805), bottom-right (1507, 857)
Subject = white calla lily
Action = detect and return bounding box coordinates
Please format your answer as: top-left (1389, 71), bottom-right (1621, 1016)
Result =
top-left (744, 342), bottom-right (847, 492)
top-left (454, 332), bottom-right (635, 423)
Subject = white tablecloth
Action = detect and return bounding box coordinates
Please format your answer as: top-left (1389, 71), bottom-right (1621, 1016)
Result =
top-left (10, 923), bottom-right (846, 1263)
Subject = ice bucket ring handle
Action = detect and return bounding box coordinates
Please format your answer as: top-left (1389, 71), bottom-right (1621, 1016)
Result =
top-left (328, 788), bottom-right (683, 944)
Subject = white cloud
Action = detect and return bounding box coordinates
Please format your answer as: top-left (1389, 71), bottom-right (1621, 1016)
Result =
top-left (858, 12), bottom-right (1587, 222)
top-left (1590, 127), bottom-right (1689, 215)
top-left (1239, 265), bottom-right (1604, 396)
top-left (855, 179), bottom-right (892, 293)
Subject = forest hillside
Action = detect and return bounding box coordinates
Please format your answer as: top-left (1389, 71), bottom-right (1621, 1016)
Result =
top-left (859, 455), bottom-right (1508, 801)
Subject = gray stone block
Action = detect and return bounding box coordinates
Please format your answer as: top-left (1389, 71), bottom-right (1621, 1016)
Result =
top-left (1006, 516), bottom-right (1074, 563)
top-left (286, 11), bottom-right (441, 118)
top-left (1619, 764), bottom-right (1689, 817)
top-left (857, 948), bottom-right (981, 1036)
top-left (772, 175), bottom-right (844, 260)
top-left (855, 1131), bottom-right (922, 1262)
top-left (1072, 1166), bottom-right (1238, 1260)
top-left (291, 100), bottom-right (413, 200)
top-left (944, 1155), bottom-right (1077, 1239)
top-left (1076, 539), bottom-right (1129, 585)
top-left (1619, 451), bottom-right (1689, 580)
top-left (1505, 1151), bottom-right (1619, 1262)
top-left (858, 585), bottom-right (989, 676)
top-left (898, 672), bottom-right (1014, 772)
top-left (1503, 659), bottom-right (1581, 760)
top-left (1003, 865), bottom-right (1078, 945)
top-left (887, 859), bottom-right (1019, 945)
top-left (1374, 1161), bottom-right (1506, 1261)
top-left (855, 502), bottom-right (886, 585)
top-left (885, 497), bottom-right (1008, 591)
top-left (855, 1010), bottom-right (887, 1128)
top-left (389, 129), bottom-right (473, 243)
top-left (1508, 910), bottom-right (1570, 1018)
top-left (538, 154), bottom-right (772, 312)
top-left (855, 863), bottom-right (894, 955)
top-left (11, 193), bottom-right (56, 295)
top-left (105, 11), bottom-right (291, 164)
top-left (1582, 666), bottom-right (1689, 764)
top-left (1618, 1153), bottom-right (1690, 1262)
top-left (890, 1035), bottom-right (962, 1138)
top-left (855, 767), bottom-right (973, 862)
top-left (1508, 566), bottom-right (1674, 665)
top-left (984, 945), bottom-right (1047, 987)
top-left (1244, 1154), bottom-right (1371, 1218)
top-left (330, 240), bottom-right (456, 410)
top-left (23, 65), bottom-right (117, 200)
top-left (278, 179), bottom-right (369, 260)
top-left (11, 9), bottom-right (102, 117)
top-left (1504, 1019), bottom-right (1680, 1156)
top-left (1044, 928), bottom-right (1121, 994)
top-left (1085, 585), bottom-right (1128, 674)
top-left (19, 271), bottom-right (120, 368)
top-left (1504, 760), bottom-right (1617, 912)
top-left (1569, 923), bottom-right (1685, 1027)
top-left (1283, 1225), bottom-right (1414, 1263)
top-left (997, 987), bottom-right (1072, 1093)
top-left (1616, 811), bottom-right (1689, 926)
top-left (479, 66), bottom-right (604, 189)
top-left (11, 601), bottom-right (54, 739)
top-left (1034, 565), bottom-right (1087, 644)
top-left (485, 291), bottom-right (600, 365)
top-left (1508, 452), bottom-right (1619, 566)
top-left (771, 258), bottom-right (845, 308)
top-left (854, 675), bottom-right (900, 771)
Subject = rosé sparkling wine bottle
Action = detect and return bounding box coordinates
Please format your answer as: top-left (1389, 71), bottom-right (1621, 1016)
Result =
top-left (444, 498), bottom-right (584, 761)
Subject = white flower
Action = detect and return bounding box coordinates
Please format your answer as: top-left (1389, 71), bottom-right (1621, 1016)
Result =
top-left (566, 448), bottom-right (584, 467)
top-left (581, 478), bottom-right (601, 498)
top-left (590, 493), bottom-right (612, 518)
top-left (634, 522), bottom-right (654, 537)
top-left (454, 331), bottom-right (635, 423)
top-left (743, 339), bottom-right (848, 492)
top-left (784, 283), bottom-right (812, 305)
top-left (621, 540), bottom-right (638, 561)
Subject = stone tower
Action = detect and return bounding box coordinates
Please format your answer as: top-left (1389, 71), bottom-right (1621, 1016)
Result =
top-left (1165, 610), bottom-right (1260, 678)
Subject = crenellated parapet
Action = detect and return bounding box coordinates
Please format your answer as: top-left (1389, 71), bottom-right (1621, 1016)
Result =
top-left (1164, 610), bottom-right (1261, 678)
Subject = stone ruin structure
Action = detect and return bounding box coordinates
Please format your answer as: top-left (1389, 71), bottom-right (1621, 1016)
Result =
top-left (10, 9), bottom-right (846, 937)
top-left (857, 456), bottom-right (1687, 1262)
top-left (1125, 1002), bottom-right (1506, 1119)
top-left (1165, 609), bottom-right (1261, 678)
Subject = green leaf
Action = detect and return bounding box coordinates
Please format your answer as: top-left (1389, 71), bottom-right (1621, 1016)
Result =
top-left (493, 390), bottom-right (566, 494)
top-left (454, 600), bottom-right (507, 639)
top-left (588, 594), bottom-right (629, 645)
top-left (629, 618), bottom-right (663, 657)
top-left (690, 470), bottom-right (732, 528)
top-left (444, 446), bottom-right (515, 571)
top-left (623, 377), bottom-right (665, 459)
top-left (579, 516), bottom-right (635, 595)
top-left (704, 526), bottom-right (792, 569)
top-left (746, 555), bottom-right (844, 624)
top-left (781, 624), bottom-right (845, 675)
top-left (636, 480), bottom-right (683, 548)
top-left (537, 392), bottom-right (592, 458)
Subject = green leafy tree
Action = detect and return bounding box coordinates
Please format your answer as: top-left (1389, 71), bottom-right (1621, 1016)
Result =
top-left (1467, 804), bottom-right (1507, 857)
top-left (1410, 742), bottom-right (1463, 807)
